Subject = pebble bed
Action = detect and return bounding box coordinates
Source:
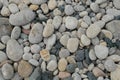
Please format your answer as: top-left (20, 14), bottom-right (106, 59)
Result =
top-left (0, 0), bottom-right (120, 80)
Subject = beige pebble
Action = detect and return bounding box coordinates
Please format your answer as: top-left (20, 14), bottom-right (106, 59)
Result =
top-left (29, 4), bottom-right (39, 11)
top-left (40, 49), bottom-right (50, 61)
top-left (41, 3), bottom-right (49, 14)
top-left (58, 72), bottom-right (71, 79)
top-left (58, 58), bottom-right (68, 71)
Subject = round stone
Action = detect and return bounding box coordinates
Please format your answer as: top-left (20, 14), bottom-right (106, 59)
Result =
top-left (58, 58), bottom-right (68, 71)
top-left (59, 49), bottom-right (70, 58)
top-left (48, 0), bottom-right (57, 10)
top-left (104, 59), bottom-right (117, 72)
top-left (90, 3), bottom-right (99, 12)
top-left (53, 16), bottom-right (62, 29)
top-left (1, 35), bottom-right (10, 44)
top-left (11, 26), bottom-right (21, 39)
top-left (113, 0), bottom-right (120, 9)
top-left (29, 59), bottom-right (39, 66)
top-left (94, 45), bottom-right (109, 59)
top-left (0, 51), bottom-right (7, 62)
top-left (89, 49), bottom-right (96, 60)
top-left (60, 34), bottom-right (70, 47)
top-left (8, 3), bottom-right (19, 14)
top-left (75, 49), bottom-right (85, 61)
top-left (66, 64), bottom-right (76, 73)
top-left (40, 49), bottom-right (50, 61)
top-left (22, 53), bottom-right (32, 60)
top-left (65, 16), bottom-right (78, 30)
top-left (47, 60), bottom-right (57, 71)
top-left (81, 34), bottom-right (91, 46)
top-left (65, 5), bottom-right (74, 15)
top-left (31, 44), bottom-right (41, 54)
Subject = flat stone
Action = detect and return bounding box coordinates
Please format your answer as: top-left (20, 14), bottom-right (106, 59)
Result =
top-left (18, 60), bottom-right (33, 77)
top-left (67, 38), bottom-right (79, 53)
top-left (53, 16), bottom-right (62, 29)
top-left (90, 3), bottom-right (99, 12)
top-left (59, 49), bottom-right (70, 58)
top-left (104, 59), bottom-right (117, 72)
top-left (102, 14), bottom-right (114, 23)
top-left (81, 34), bottom-right (91, 46)
top-left (58, 72), bottom-right (71, 79)
top-left (47, 60), bottom-right (57, 71)
top-left (89, 49), bottom-right (96, 60)
top-left (66, 63), bottom-right (76, 73)
top-left (77, 27), bottom-right (86, 38)
top-left (94, 45), bottom-right (109, 59)
top-left (60, 34), bottom-right (70, 47)
top-left (2, 63), bottom-right (14, 79)
top-left (65, 5), bottom-right (74, 15)
top-left (9, 9), bottom-right (35, 26)
top-left (1, 35), bottom-right (10, 44)
top-left (31, 44), bottom-right (41, 54)
top-left (29, 23), bottom-right (43, 43)
top-left (106, 9), bottom-right (120, 16)
top-left (0, 51), bottom-right (7, 62)
top-left (29, 59), bottom-right (39, 66)
top-left (40, 49), bottom-right (50, 61)
top-left (58, 58), bottom-right (68, 71)
top-left (75, 49), bottom-right (85, 61)
top-left (1, 6), bottom-right (10, 16)
top-left (8, 3), bottom-right (19, 14)
top-left (86, 24), bottom-right (101, 38)
top-left (101, 29), bottom-right (113, 39)
top-left (48, 0), bottom-right (57, 10)
top-left (6, 39), bottom-right (23, 61)
top-left (29, 4), bottom-right (39, 11)
top-left (65, 16), bottom-right (78, 30)
top-left (41, 3), bottom-right (49, 14)
top-left (11, 26), bottom-right (21, 39)
top-left (22, 53), bottom-right (32, 61)
top-left (107, 55), bottom-right (120, 62)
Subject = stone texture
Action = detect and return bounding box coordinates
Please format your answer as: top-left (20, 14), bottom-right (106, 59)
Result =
top-left (113, 0), bottom-right (120, 9)
top-left (60, 34), bottom-right (70, 47)
top-left (8, 3), bottom-right (19, 14)
top-left (11, 26), bottom-right (21, 39)
top-left (81, 34), bottom-right (91, 46)
top-left (48, 0), bottom-right (57, 10)
top-left (65, 5), bottom-right (74, 15)
top-left (40, 49), bottom-right (50, 61)
top-left (30, 0), bottom-right (47, 5)
top-left (0, 51), bottom-right (7, 62)
top-left (47, 60), bottom-right (57, 71)
top-left (6, 39), bottom-right (23, 61)
top-left (58, 58), bottom-right (68, 71)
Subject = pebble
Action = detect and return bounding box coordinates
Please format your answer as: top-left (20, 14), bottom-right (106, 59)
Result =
top-left (107, 55), bottom-right (120, 62)
top-left (40, 49), bottom-right (50, 61)
top-left (0, 42), bottom-right (5, 50)
top-left (6, 39), bottom-right (23, 61)
top-left (90, 3), bottom-right (99, 12)
top-left (46, 34), bottom-right (56, 50)
top-left (113, 0), bottom-right (120, 9)
top-left (24, 46), bottom-right (30, 53)
top-left (91, 37), bottom-right (100, 45)
top-left (1, 6), bottom-right (10, 16)
top-left (81, 21), bottom-right (89, 28)
top-left (81, 34), bottom-right (91, 46)
top-left (2, 63), bottom-right (14, 79)
top-left (86, 24), bottom-right (101, 38)
top-left (41, 61), bottom-right (46, 72)
top-left (11, 73), bottom-right (22, 80)
top-left (33, 54), bottom-right (40, 60)
top-left (58, 72), bottom-right (71, 79)
top-left (53, 16), bottom-right (62, 29)
top-left (8, 3), bottom-right (19, 14)
top-left (66, 64), bottom-right (76, 73)
top-left (74, 5), bottom-right (85, 12)
top-left (89, 49), bottom-right (96, 60)
top-left (58, 58), bottom-right (68, 71)
top-left (95, 0), bottom-right (107, 4)
top-left (31, 44), bottom-right (41, 54)
top-left (60, 34), bottom-right (70, 47)
top-left (101, 29), bottom-right (113, 39)
top-left (76, 62), bottom-right (84, 69)
top-left (92, 67), bottom-right (106, 77)
top-left (97, 77), bottom-right (104, 80)
top-left (11, 26), bottom-right (21, 39)
top-left (77, 27), bottom-right (86, 38)
top-left (106, 9), bottom-right (120, 17)
top-left (48, 0), bottom-right (57, 10)
top-left (94, 21), bottom-right (105, 29)
top-left (87, 72), bottom-right (97, 80)
top-left (75, 49), bottom-right (85, 61)
top-left (29, 59), bottom-right (39, 66)
top-left (110, 65), bottom-right (120, 80)
top-left (9, 9), bottom-right (36, 26)
top-left (72, 73), bottom-right (81, 80)
top-left (0, 51), bottom-right (7, 62)
top-left (18, 60), bottom-right (33, 77)
top-left (30, 0), bottom-right (47, 5)
top-left (67, 56), bottom-right (76, 64)
top-left (67, 38), bottom-right (79, 53)
top-left (104, 59), bottom-right (117, 72)
top-left (102, 14), bottom-right (114, 23)
top-left (23, 53), bottom-right (32, 60)
top-left (59, 49), bottom-right (70, 58)
top-left (1, 35), bottom-right (10, 44)
top-left (43, 23), bottom-right (54, 37)
top-left (29, 23), bottom-right (43, 43)
top-left (47, 60), bottom-right (57, 71)
top-left (65, 16), bottom-right (78, 30)
top-left (94, 45), bottom-right (109, 59)
top-left (65, 5), bottom-right (74, 15)
top-left (41, 3), bottom-right (49, 14)
top-left (29, 4), bottom-right (39, 11)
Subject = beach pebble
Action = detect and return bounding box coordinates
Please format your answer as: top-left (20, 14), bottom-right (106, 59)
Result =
top-left (113, 0), bottom-right (120, 9)
top-left (6, 39), bottom-right (23, 61)
top-left (11, 26), bottom-right (21, 39)
top-left (65, 5), bottom-right (74, 15)
top-left (81, 34), bottom-right (91, 46)
top-left (90, 3), bottom-right (99, 12)
top-left (8, 3), bottom-right (19, 14)
top-left (40, 49), bottom-right (50, 61)
top-left (53, 16), bottom-right (62, 29)
top-left (31, 44), bottom-right (41, 54)
top-left (67, 38), bottom-right (79, 53)
top-left (30, 0), bottom-right (47, 5)
top-left (47, 60), bottom-right (57, 71)
top-left (1, 35), bottom-right (10, 44)
top-left (58, 72), bottom-right (71, 79)
top-left (65, 16), bottom-right (78, 30)
top-left (58, 58), bottom-right (68, 71)
top-left (22, 53), bottom-right (32, 60)
top-left (1, 6), bottom-right (10, 16)
top-left (94, 45), bottom-right (109, 59)
top-left (29, 59), bottom-right (39, 66)
top-left (0, 51), bottom-right (7, 62)
top-left (48, 0), bottom-right (57, 10)
top-left (60, 34), bottom-right (70, 47)
top-left (41, 3), bottom-right (49, 14)
top-left (59, 49), bottom-right (70, 58)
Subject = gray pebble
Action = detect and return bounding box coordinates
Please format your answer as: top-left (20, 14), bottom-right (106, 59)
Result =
top-left (31, 44), bottom-right (41, 54)
top-left (53, 16), bottom-right (62, 29)
top-left (65, 5), bottom-right (74, 15)
top-left (90, 3), bottom-right (99, 12)
top-left (11, 26), bottom-right (21, 39)
top-left (59, 49), bottom-right (70, 58)
top-left (33, 54), bottom-right (40, 60)
top-left (22, 53), bottom-right (32, 60)
top-left (8, 3), bottom-right (19, 14)
top-left (24, 46), bottom-right (30, 53)
top-left (30, 0), bottom-right (47, 5)
top-left (1, 35), bottom-right (10, 44)
top-left (0, 51), bottom-right (7, 62)
top-left (29, 59), bottom-right (39, 66)
top-left (66, 64), bottom-right (76, 73)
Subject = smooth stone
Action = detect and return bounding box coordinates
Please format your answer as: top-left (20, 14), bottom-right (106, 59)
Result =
top-left (46, 34), bottom-right (56, 50)
top-left (29, 4), bottom-right (39, 11)
top-left (94, 45), bottom-right (109, 59)
top-left (83, 16), bottom-right (91, 25)
top-left (104, 59), bottom-right (117, 72)
top-left (113, 0), bottom-right (120, 9)
top-left (41, 61), bottom-right (46, 72)
top-left (2, 63), bottom-right (14, 79)
top-left (43, 23), bottom-right (54, 37)
top-left (30, 0), bottom-right (47, 5)
top-left (101, 29), bottom-right (113, 39)
top-left (87, 72), bottom-right (97, 80)
top-left (66, 64), bottom-right (76, 73)
top-left (110, 65), bottom-right (120, 80)
top-left (9, 9), bottom-right (35, 26)
top-left (53, 16), bottom-right (62, 29)
top-left (74, 5), bottom-right (85, 12)
top-left (40, 49), bottom-right (50, 61)
top-left (31, 44), bottom-right (41, 54)
top-left (58, 72), bottom-right (71, 79)
top-left (41, 3), bottom-right (49, 14)
top-left (59, 49), bottom-right (70, 58)
top-left (29, 67), bottom-right (40, 80)
top-left (6, 39), bottom-right (23, 61)
top-left (97, 77), bottom-right (104, 80)
top-left (102, 14), bottom-right (114, 23)
top-left (67, 56), bottom-right (76, 64)
top-left (65, 16), bottom-right (78, 30)
top-left (76, 62), bottom-right (84, 69)
top-left (18, 60), bottom-right (33, 77)
top-left (1, 6), bottom-right (10, 16)
top-left (75, 49), bottom-right (85, 61)
top-left (60, 34), bottom-right (70, 47)
top-left (89, 49), bottom-right (96, 60)
top-left (107, 55), bottom-right (120, 62)
top-left (67, 38), bottom-right (79, 53)
top-left (77, 27), bottom-right (86, 38)
top-left (11, 26), bottom-right (21, 39)
top-left (0, 18), bottom-right (12, 38)
top-left (48, 0), bottom-right (57, 10)
top-left (47, 60), bottom-right (57, 71)
top-left (91, 37), bottom-right (100, 45)
top-left (1, 35), bottom-right (10, 44)
top-left (94, 21), bottom-right (105, 28)
top-left (65, 5), bottom-right (74, 15)
top-left (8, 3), bottom-right (19, 14)
top-left (81, 34), bottom-right (91, 46)
top-left (106, 20), bottom-right (120, 39)
top-left (0, 42), bottom-right (5, 50)
top-left (92, 67), bottom-right (106, 77)
top-left (95, 0), bottom-right (107, 4)
top-left (86, 24), bottom-right (101, 38)
top-left (24, 46), bottom-right (30, 53)
top-left (106, 9), bottom-right (120, 16)
top-left (90, 3), bottom-right (99, 12)
top-left (58, 58), bottom-right (68, 71)
top-left (11, 73), bottom-right (22, 80)
top-left (0, 51), bottom-right (7, 62)
top-left (72, 73), bottom-right (81, 80)
top-left (29, 59), bottom-right (39, 66)
top-left (22, 53), bottom-right (32, 60)
top-left (33, 54), bottom-right (40, 60)
top-left (29, 23), bottom-right (43, 43)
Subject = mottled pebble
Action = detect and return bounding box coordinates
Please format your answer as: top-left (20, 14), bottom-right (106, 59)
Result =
top-left (58, 58), bottom-right (68, 71)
